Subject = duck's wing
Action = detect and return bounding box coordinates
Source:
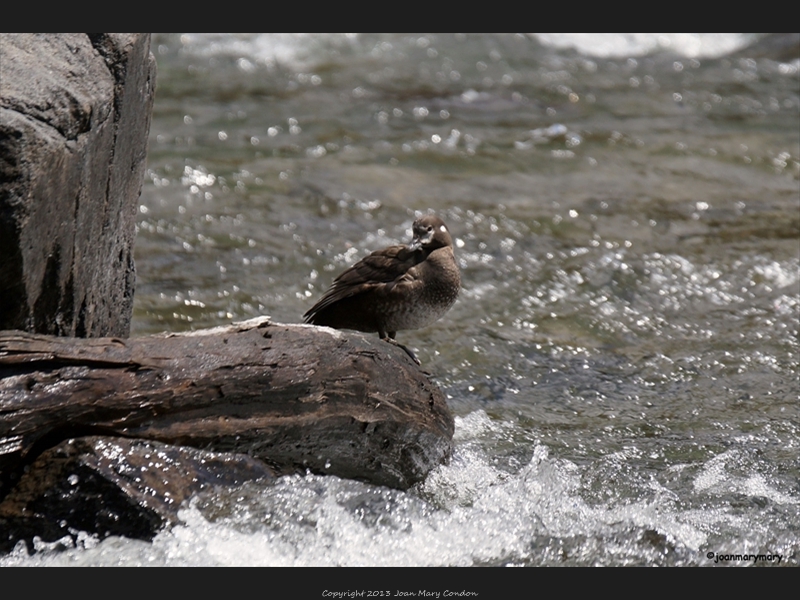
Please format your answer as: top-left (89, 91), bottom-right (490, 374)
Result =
top-left (303, 245), bottom-right (421, 321)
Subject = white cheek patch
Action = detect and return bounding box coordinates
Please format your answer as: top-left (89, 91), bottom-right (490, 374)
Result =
top-left (440, 225), bottom-right (447, 232)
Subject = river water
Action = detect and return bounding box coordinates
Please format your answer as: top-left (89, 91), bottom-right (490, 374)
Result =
top-left (3, 33), bottom-right (798, 567)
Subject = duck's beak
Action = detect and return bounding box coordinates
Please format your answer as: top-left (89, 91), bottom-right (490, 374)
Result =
top-left (409, 227), bottom-right (433, 251)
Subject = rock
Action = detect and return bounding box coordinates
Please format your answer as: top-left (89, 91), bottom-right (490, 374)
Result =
top-left (0, 33), bottom-right (156, 337)
top-left (0, 436), bottom-right (276, 553)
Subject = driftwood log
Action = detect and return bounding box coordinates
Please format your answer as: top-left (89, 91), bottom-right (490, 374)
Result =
top-left (0, 317), bottom-right (454, 549)
top-left (0, 317), bottom-right (453, 493)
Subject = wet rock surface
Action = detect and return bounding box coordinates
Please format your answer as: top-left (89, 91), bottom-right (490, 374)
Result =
top-left (0, 436), bottom-right (276, 553)
top-left (0, 33), bottom-right (156, 337)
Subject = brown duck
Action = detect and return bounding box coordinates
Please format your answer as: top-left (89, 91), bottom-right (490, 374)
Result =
top-left (303, 215), bottom-right (460, 363)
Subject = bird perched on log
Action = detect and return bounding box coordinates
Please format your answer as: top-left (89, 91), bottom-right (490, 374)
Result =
top-left (303, 215), bottom-right (460, 364)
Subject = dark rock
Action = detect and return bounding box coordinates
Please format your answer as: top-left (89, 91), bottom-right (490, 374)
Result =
top-left (0, 436), bottom-right (276, 553)
top-left (0, 33), bottom-right (156, 337)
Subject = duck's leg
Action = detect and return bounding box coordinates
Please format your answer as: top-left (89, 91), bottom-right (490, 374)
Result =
top-left (379, 330), bottom-right (420, 365)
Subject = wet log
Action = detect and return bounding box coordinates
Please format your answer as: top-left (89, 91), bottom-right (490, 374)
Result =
top-left (0, 317), bottom-right (455, 498)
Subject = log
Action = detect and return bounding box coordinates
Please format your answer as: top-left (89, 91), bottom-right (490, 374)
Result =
top-left (0, 317), bottom-right (455, 497)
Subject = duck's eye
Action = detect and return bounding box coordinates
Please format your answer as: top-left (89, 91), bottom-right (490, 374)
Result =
top-left (427, 226), bottom-right (433, 232)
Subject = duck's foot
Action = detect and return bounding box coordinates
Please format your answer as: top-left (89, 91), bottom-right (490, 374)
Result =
top-left (382, 337), bottom-right (421, 365)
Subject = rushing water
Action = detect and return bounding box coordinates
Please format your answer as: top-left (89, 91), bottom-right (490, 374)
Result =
top-left (3, 33), bottom-right (799, 567)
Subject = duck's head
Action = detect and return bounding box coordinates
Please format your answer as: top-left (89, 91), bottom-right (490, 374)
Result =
top-left (408, 215), bottom-right (453, 251)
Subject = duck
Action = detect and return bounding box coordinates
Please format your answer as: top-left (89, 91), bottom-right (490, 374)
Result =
top-left (303, 214), bottom-right (460, 364)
